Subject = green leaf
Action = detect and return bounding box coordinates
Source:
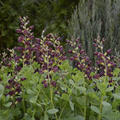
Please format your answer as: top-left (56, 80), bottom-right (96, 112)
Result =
top-left (88, 92), bottom-right (99, 101)
top-left (0, 84), bottom-right (4, 99)
top-left (47, 108), bottom-right (59, 114)
top-left (69, 100), bottom-right (74, 111)
top-left (113, 93), bottom-right (120, 99)
top-left (59, 60), bottom-right (72, 71)
top-left (62, 93), bottom-right (69, 101)
top-left (44, 112), bottom-right (48, 120)
top-left (29, 96), bottom-right (37, 104)
top-left (76, 86), bottom-right (86, 93)
top-left (113, 68), bottom-right (120, 76)
top-left (97, 82), bottom-right (107, 94)
top-left (72, 72), bottom-right (84, 85)
top-left (4, 102), bottom-right (12, 107)
top-left (69, 79), bottom-right (75, 85)
top-left (27, 89), bottom-right (35, 95)
top-left (91, 106), bottom-right (100, 114)
top-left (106, 86), bottom-right (114, 92)
top-left (112, 77), bottom-right (120, 81)
top-left (102, 101), bottom-right (112, 114)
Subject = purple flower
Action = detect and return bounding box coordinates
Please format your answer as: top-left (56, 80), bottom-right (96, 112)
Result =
top-left (44, 83), bottom-right (48, 88)
top-left (16, 97), bottom-right (22, 102)
top-left (16, 88), bottom-right (21, 93)
top-left (29, 25), bottom-right (34, 30)
top-left (8, 90), bottom-right (15, 96)
top-left (78, 44), bottom-right (81, 49)
top-left (23, 30), bottom-right (29, 35)
top-left (21, 78), bottom-right (26, 81)
top-left (52, 66), bottom-right (58, 72)
top-left (16, 29), bottom-right (22, 33)
top-left (8, 78), bottom-right (14, 84)
top-left (15, 65), bottom-right (22, 72)
top-left (5, 85), bottom-right (11, 89)
top-left (93, 74), bottom-right (100, 79)
top-left (107, 49), bottom-right (112, 54)
top-left (18, 36), bottom-right (24, 42)
top-left (51, 81), bottom-right (56, 87)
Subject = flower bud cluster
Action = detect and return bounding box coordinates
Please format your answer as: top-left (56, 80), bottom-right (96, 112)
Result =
top-left (1, 16), bottom-right (66, 103)
top-left (15, 16), bottom-right (34, 65)
top-left (67, 38), bottom-right (92, 79)
top-left (5, 77), bottom-right (24, 104)
top-left (93, 36), bottom-right (116, 79)
top-left (33, 33), bottom-right (66, 74)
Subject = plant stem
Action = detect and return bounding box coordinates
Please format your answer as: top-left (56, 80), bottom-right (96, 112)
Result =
top-left (58, 102), bottom-right (67, 120)
top-left (84, 84), bottom-right (87, 120)
top-left (22, 93), bottom-right (26, 114)
top-left (32, 109), bottom-right (36, 120)
top-left (84, 95), bottom-right (87, 120)
top-left (98, 58), bottom-right (107, 120)
top-left (98, 95), bottom-right (103, 120)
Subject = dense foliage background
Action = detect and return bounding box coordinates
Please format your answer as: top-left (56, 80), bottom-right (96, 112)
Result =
top-left (0, 0), bottom-right (79, 50)
top-left (68, 0), bottom-right (120, 60)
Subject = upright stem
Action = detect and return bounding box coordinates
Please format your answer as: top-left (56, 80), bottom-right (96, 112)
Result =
top-left (22, 91), bottom-right (26, 114)
top-left (48, 73), bottom-right (58, 120)
top-left (98, 95), bottom-right (103, 120)
top-left (84, 81), bottom-right (87, 120)
top-left (46, 51), bottom-right (58, 120)
top-left (98, 57), bottom-right (107, 120)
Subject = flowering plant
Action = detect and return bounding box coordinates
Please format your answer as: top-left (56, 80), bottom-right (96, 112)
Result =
top-left (0, 17), bottom-right (120, 120)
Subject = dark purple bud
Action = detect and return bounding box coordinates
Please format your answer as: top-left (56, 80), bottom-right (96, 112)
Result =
top-left (70, 57), bottom-right (74, 61)
top-left (109, 79), bottom-right (113, 83)
top-left (5, 85), bottom-right (11, 89)
top-left (8, 79), bottom-right (14, 84)
top-left (16, 98), bottom-right (22, 102)
top-left (16, 29), bottom-right (22, 33)
top-left (68, 50), bottom-right (72, 53)
top-left (30, 35), bottom-right (34, 40)
top-left (35, 38), bottom-right (41, 43)
top-left (93, 43), bottom-right (97, 47)
top-left (52, 66), bottom-right (58, 72)
top-left (21, 78), bottom-right (26, 81)
top-left (107, 49), bottom-right (112, 54)
top-left (78, 44), bottom-right (81, 49)
top-left (25, 41), bottom-right (30, 46)
top-left (57, 37), bottom-right (63, 41)
top-left (58, 46), bottom-right (63, 51)
top-left (51, 81), bottom-right (56, 87)
top-left (46, 34), bottom-right (52, 38)
top-left (93, 74), bottom-right (100, 79)
top-left (80, 50), bottom-right (85, 54)
top-left (8, 90), bottom-right (15, 96)
top-left (76, 39), bottom-right (79, 43)
top-left (24, 61), bottom-right (30, 65)
top-left (18, 36), bottom-right (24, 42)
top-left (23, 30), bottom-right (29, 35)
top-left (54, 91), bottom-right (59, 94)
top-left (44, 83), bottom-right (48, 88)
top-left (94, 52), bottom-right (98, 56)
top-left (42, 80), bottom-right (46, 84)
top-left (15, 65), bottom-right (22, 72)
top-left (16, 88), bottom-right (21, 93)
top-left (29, 25), bottom-right (34, 30)
top-left (14, 47), bottom-right (24, 51)
top-left (99, 71), bottom-right (104, 77)
top-left (107, 72), bottom-right (113, 77)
